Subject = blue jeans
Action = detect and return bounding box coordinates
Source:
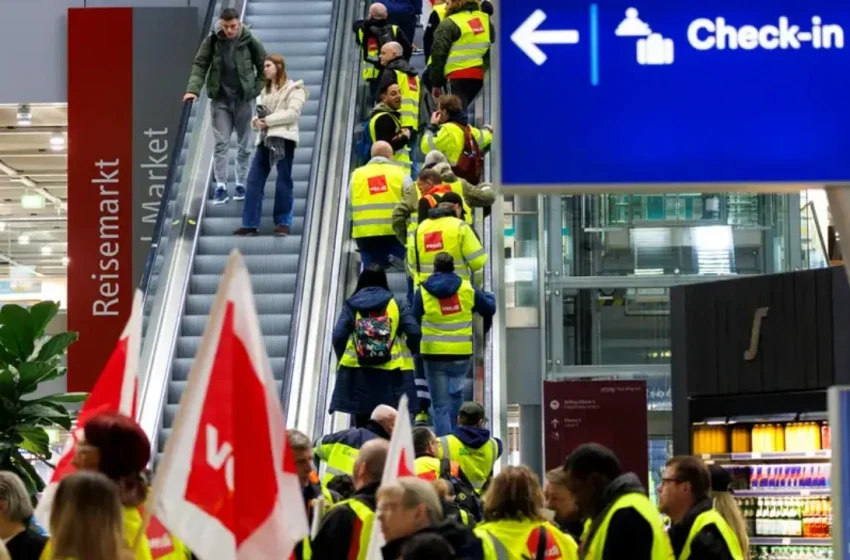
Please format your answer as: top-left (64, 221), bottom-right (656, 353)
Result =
top-left (241, 140), bottom-right (295, 229)
top-left (423, 358), bottom-right (472, 436)
top-left (355, 235), bottom-right (405, 269)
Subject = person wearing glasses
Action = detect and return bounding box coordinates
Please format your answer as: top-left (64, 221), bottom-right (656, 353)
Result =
top-left (657, 457), bottom-right (743, 560)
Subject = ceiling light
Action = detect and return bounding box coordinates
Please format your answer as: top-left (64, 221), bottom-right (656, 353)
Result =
top-left (41, 245), bottom-right (52, 256)
top-left (16, 104), bottom-right (32, 127)
top-left (20, 193), bottom-right (45, 209)
top-left (61, 256), bottom-right (69, 266)
top-left (0, 222), bottom-right (6, 232)
top-left (50, 136), bottom-right (65, 151)
top-left (18, 234), bottom-right (29, 245)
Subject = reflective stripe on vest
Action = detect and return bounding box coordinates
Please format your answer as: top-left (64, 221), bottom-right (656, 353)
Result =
top-left (359, 25), bottom-right (398, 80)
top-left (681, 509), bottom-right (744, 560)
top-left (581, 493), bottom-right (674, 560)
top-left (413, 217), bottom-right (473, 285)
top-left (445, 12), bottom-right (491, 75)
top-left (334, 498), bottom-right (375, 560)
top-left (440, 435), bottom-right (497, 494)
top-left (415, 456), bottom-right (442, 480)
top-left (369, 111), bottom-right (412, 169)
top-left (339, 299), bottom-right (413, 370)
top-left (350, 161), bottom-right (406, 238)
top-left (421, 278), bottom-right (475, 356)
top-left (478, 521), bottom-right (578, 560)
top-left (427, 4), bottom-right (449, 65)
top-left (397, 70), bottom-right (421, 130)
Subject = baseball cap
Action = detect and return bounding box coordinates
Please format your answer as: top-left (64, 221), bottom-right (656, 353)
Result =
top-left (459, 402), bottom-right (486, 425)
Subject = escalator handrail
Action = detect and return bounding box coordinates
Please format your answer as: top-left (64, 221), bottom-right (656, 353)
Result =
top-left (138, 0), bottom-right (220, 300)
top-left (280, 0), bottom-right (346, 405)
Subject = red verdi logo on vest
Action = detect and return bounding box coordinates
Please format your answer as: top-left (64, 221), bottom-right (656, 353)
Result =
top-left (407, 75), bottom-right (419, 91)
top-left (367, 37), bottom-right (378, 54)
top-left (526, 528), bottom-right (563, 559)
top-left (439, 293), bottom-right (462, 315)
top-left (424, 231), bottom-right (444, 251)
top-left (368, 175), bottom-right (389, 194)
top-left (468, 17), bottom-right (485, 35)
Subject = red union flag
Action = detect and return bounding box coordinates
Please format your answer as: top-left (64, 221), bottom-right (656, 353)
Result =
top-left (365, 395), bottom-right (415, 560)
top-left (148, 250), bottom-right (308, 560)
top-left (367, 174), bottom-right (389, 195)
top-left (439, 293), bottom-right (462, 315)
top-left (424, 231), bottom-right (444, 252)
top-left (34, 289), bottom-right (143, 527)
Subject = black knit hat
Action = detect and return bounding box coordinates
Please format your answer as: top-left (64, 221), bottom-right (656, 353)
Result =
top-left (709, 464), bottom-right (733, 493)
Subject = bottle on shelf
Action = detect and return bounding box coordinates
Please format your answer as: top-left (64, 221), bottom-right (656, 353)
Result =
top-left (738, 496), bottom-right (831, 538)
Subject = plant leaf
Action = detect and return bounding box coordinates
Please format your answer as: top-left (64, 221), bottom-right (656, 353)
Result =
top-left (35, 332), bottom-right (77, 363)
top-left (30, 392), bottom-right (88, 405)
top-left (0, 306), bottom-right (34, 360)
top-left (16, 362), bottom-right (55, 395)
top-left (15, 425), bottom-right (50, 457)
top-left (28, 301), bottom-right (59, 339)
top-left (19, 403), bottom-right (71, 423)
top-left (11, 449), bottom-right (45, 495)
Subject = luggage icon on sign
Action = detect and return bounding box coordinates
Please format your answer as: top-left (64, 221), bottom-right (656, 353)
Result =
top-left (637, 32), bottom-right (674, 65)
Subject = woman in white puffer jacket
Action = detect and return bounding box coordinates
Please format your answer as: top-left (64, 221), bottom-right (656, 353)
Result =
top-left (234, 54), bottom-right (308, 237)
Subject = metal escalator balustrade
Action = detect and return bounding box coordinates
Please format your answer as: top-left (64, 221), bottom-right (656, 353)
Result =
top-left (138, 0), bottom-right (342, 460)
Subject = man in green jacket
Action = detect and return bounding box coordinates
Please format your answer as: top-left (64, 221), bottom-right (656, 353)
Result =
top-left (183, 7), bottom-right (267, 204)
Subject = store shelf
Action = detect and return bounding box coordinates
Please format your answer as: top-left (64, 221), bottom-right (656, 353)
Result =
top-left (734, 489), bottom-right (830, 497)
top-left (701, 450), bottom-right (831, 462)
top-left (749, 537), bottom-right (831, 546)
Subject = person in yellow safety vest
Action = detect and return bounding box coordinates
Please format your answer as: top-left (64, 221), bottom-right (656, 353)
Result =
top-left (544, 468), bottom-right (586, 542)
top-left (311, 439), bottom-right (389, 560)
top-left (350, 141), bottom-right (411, 268)
top-left (421, 93), bottom-right (492, 173)
top-left (475, 466), bottom-right (578, 560)
top-left (658, 457), bottom-right (743, 560)
top-left (314, 405), bottom-right (397, 486)
top-left (707, 465), bottom-right (750, 558)
top-left (392, 154), bottom-right (495, 246)
top-left (428, 0), bottom-right (494, 109)
top-left (413, 253), bottom-right (495, 436)
top-left (413, 426), bottom-right (461, 481)
top-left (377, 42), bottom-right (420, 134)
top-left (437, 401), bottom-right (502, 495)
top-left (377, 478), bottom-right (483, 558)
top-left (408, 191), bottom-right (486, 287)
top-left (289, 430), bottom-right (341, 560)
top-left (353, 2), bottom-right (412, 102)
top-left (369, 83), bottom-right (413, 173)
top-left (563, 443), bottom-right (674, 560)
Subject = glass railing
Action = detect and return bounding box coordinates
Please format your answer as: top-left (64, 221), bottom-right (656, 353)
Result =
top-left (801, 201), bottom-right (829, 270)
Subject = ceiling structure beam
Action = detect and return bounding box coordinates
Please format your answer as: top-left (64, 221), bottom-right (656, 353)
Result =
top-left (0, 160), bottom-right (65, 207)
top-left (0, 127), bottom-right (66, 135)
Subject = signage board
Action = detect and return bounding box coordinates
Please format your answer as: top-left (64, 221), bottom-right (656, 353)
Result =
top-left (500, 1), bottom-right (850, 188)
top-left (544, 379), bottom-right (648, 489)
top-left (829, 386), bottom-right (850, 560)
top-left (68, 7), bottom-right (197, 392)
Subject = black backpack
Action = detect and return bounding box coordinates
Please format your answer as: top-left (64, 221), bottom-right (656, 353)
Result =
top-left (439, 458), bottom-right (482, 521)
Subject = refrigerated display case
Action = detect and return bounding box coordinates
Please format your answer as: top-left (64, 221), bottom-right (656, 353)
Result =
top-left (692, 416), bottom-right (832, 558)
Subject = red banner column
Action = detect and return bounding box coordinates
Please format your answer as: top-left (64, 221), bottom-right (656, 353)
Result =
top-left (67, 8), bottom-right (134, 392)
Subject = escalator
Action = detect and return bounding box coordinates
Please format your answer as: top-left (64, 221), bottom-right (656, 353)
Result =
top-left (138, 0), bottom-right (344, 461)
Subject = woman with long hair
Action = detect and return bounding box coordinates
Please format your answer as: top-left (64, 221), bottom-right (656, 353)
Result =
top-left (234, 54), bottom-right (308, 237)
top-left (474, 466), bottom-right (578, 560)
top-left (330, 264), bottom-right (421, 426)
top-left (709, 465), bottom-right (750, 560)
top-left (43, 471), bottom-right (134, 560)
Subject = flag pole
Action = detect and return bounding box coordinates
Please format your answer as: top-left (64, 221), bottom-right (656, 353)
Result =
top-left (134, 250), bottom-right (243, 553)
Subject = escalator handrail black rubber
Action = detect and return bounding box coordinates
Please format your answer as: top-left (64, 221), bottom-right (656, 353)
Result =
top-left (139, 0), bottom-right (221, 301)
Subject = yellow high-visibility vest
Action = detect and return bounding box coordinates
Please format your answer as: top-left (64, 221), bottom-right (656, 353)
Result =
top-left (350, 160), bottom-right (406, 238)
top-left (358, 25), bottom-right (399, 80)
top-left (476, 520), bottom-right (578, 560)
top-left (444, 11), bottom-right (491, 76)
top-left (396, 70), bottom-right (421, 131)
top-left (410, 216), bottom-right (486, 286)
top-left (581, 493), bottom-right (674, 560)
top-left (680, 509), bottom-right (744, 560)
top-left (338, 299), bottom-right (413, 370)
top-left (438, 434), bottom-right (498, 494)
top-left (368, 111), bottom-right (412, 170)
top-left (420, 278), bottom-right (475, 356)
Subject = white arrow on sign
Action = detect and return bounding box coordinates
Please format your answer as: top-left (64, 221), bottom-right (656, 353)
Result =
top-left (511, 9), bottom-right (580, 66)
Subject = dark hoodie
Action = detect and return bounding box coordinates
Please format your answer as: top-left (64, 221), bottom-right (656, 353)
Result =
top-left (312, 482), bottom-right (381, 560)
top-left (581, 473), bottom-right (655, 560)
top-left (667, 497), bottom-right (738, 560)
top-left (333, 286), bottom-right (421, 359)
top-left (412, 272), bottom-right (496, 360)
top-left (381, 521), bottom-right (484, 560)
top-left (377, 57), bottom-right (420, 117)
top-left (353, 18), bottom-right (413, 64)
top-left (370, 103), bottom-right (411, 153)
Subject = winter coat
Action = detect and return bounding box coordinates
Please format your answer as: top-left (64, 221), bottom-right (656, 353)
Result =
top-left (429, 0), bottom-right (495, 87)
top-left (381, 521), bottom-right (484, 560)
top-left (186, 24), bottom-right (267, 101)
top-left (311, 483), bottom-right (380, 560)
top-left (254, 79), bottom-right (308, 146)
top-left (330, 287), bottom-right (421, 416)
top-left (392, 162), bottom-right (495, 244)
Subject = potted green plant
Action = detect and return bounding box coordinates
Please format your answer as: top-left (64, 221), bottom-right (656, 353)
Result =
top-left (0, 301), bottom-right (85, 499)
